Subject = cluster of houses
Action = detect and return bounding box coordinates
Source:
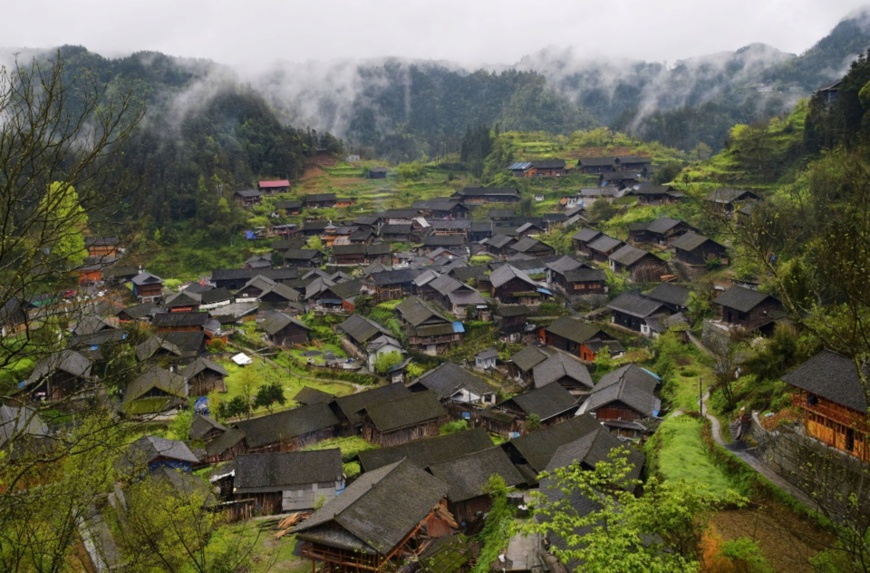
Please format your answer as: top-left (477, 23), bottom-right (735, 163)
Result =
top-left (9, 157), bottom-right (866, 573)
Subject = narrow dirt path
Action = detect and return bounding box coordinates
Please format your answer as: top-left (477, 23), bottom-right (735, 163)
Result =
top-left (701, 391), bottom-right (818, 509)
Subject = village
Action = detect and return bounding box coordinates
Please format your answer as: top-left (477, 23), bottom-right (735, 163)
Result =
top-left (3, 120), bottom-right (859, 573)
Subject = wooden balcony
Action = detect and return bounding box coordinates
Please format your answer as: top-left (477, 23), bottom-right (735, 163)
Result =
top-left (792, 393), bottom-right (868, 430)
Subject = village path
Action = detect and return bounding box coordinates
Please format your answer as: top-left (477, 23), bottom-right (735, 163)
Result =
top-left (700, 391), bottom-right (818, 510)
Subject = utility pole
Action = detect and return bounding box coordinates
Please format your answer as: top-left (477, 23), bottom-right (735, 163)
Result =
top-left (699, 377), bottom-right (703, 414)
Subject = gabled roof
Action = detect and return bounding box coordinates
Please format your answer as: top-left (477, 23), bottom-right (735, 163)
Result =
top-left (572, 227), bottom-right (603, 243)
top-left (706, 188), bottom-right (760, 204)
top-left (632, 216), bottom-right (687, 235)
top-left (293, 459), bottom-right (450, 555)
top-left (234, 449), bottom-right (343, 492)
top-left (72, 315), bottom-right (117, 336)
top-left (164, 290), bottom-right (202, 308)
top-left (332, 384), bottom-right (412, 426)
top-left (532, 351), bottom-right (594, 389)
top-left (486, 234), bottom-right (516, 249)
top-left (546, 427), bottom-right (645, 482)
top-left (489, 265), bottom-right (539, 290)
top-left (577, 157), bottom-right (616, 167)
top-left (545, 317), bottom-right (607, 346)
top-left (261, 311), bottom-right (310, 336)
top-left (395, 296), bottom-right (451, 327)
top-left (409, 362), bottom-right (494, 399)
top-left (358, 427), bottom-right (493, 472)
top-left (506, 414), bottom-right (601, 474)
top-left (713, 285), bottom-right (779, 313)
top-left (546, 255), bottom-right (585, 274)
top-left (189, 414), bottom-right (226, 440)
top-left (27, 350), bottom-right (92, 385)
top-left (579, 364), bottom-right (659, 418)
top-left (563, 267), bottom-right (607, 283)
top-left (124, 367), bottom-right (188, 403)
top-left (670, 231), bottom-right (724, 253)
top-left (607, 292), bottom-right (669, 318)
top-left (586, 234), bottom-right (623, 253)
top-left (361, 391), bottom-right (447, 432)
top-left (500, 382), bottom-right (578, 421)
top-left (510, 237), bottom-right (551, 254)
top-left (124, 435), bottom-right (198, 468)
top-left (644, 283), bottom-right (691, 308)
top-left (0, 404), bottom-right (48, 448)
top-left (131, 271), bottom-right (163, 286)
top-left (152, 312), bottom-right (210, 329)
top-left (368, 268), bottom-right (421, 286)
top-left (510, 345), bottom-right (550, 372)
top-left (456, 187), bottom-right (520, 199)
top-left (235, 403), bottom-right (339, 449)
top-left (259, 179), bottom-right (290, 188)
top-left (338, 313), bottom-right (391, 345)
top-left (293, 386), bottom-right (335, 405)
top-left (428, 446), bottom-right (525, 502)
top-left (609, 244), bottom-right (660, 268)
top-left (496, 304), bottom-right (532, 319)
top-left (182, 357), bottom-right (229, 380)
top-left (782, 350), bottom-right (867, 412)
top-left (118, 302), bottom-right (157, 320)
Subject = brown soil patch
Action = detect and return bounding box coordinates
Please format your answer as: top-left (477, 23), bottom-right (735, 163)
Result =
top-left (300, 164), bottom-right (326, 180)
top-left (709, 501), bottom-right (833, 573)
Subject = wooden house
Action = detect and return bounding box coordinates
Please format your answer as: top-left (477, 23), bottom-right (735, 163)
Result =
top-left (338, 313), bottom-right (393, 358)
top-left (571, 227), bottom-right (603, 255)
top-left (164, 290), bottom-right (201, 313)
top-left (85, 236), bottom-right (121, 259)
top-left (261, 311), bottom-right (310, 345)
top-left (586, 234), bottom-right (624, 262)
top-left (276, 199), bottom-right (303, 215)
top-left (501, 414), bottom-right (601, 480)
top-left (615, 155), bottom-right (652, 173)
top-left (607, 292), bottom-right (673, 337)
top-left (545, 425), bottom-right (645, 480)
top-left (210, 267), bottom-right (298, 291)
top-left (485, 234), bottom-right (517, 258)
top-left (135, 332), bottom-right (206, 363)
top-left (234, 189), bottom-right (261, 207)
top-left (412, 198), bottom-right (470, 220)
top-left (644, 283), bottom-right (691, 313)
top-left (122, 436), bottom-right (200, 474)
top-left (304, 193), bottom-right (337, 208)
top-left (671, 231), bottom-right (729, 266)
top-left (189, 414), bottom-right (226, 443)
top-left (628, 217), bottom-right (697, 245)
top-left (357, 427), bottom-right (493, 474)
top-left (577, 364), bottom-right (660, 429)
top-left (784, 350), bottom-right (870, 462)
top-left (531, 350), bottom-right (594, 395)
top-left (231, 449), bottom-right (344, 515)
top-left (395, 296), bottom-right (462, 355)
top-left (258, 179), bottom-right (290, 194)
top-left (713, 286), bottom-right (783, 332)
top-left (24, 350), bottom-right (94, 403)
top-left (622, 184), bottom-right (683, 205)
top-left (123, 367), bottom-right (188, 415)
top-left (183, 357), bottom-right (228, 396)
top-left (541, 316), bottom-right (619, 362)
top-left (0, 297), bottom-right (29, 338)
top-left (507, 345), bottom-right (550, 386)
top-left (486, 382), bottom-right (579, 437)
top-left (152, 311), bottom-right (209, 333)
top-left (368, 167), bottom-right (388, 179)
top-left (706, 188), bottom-right (761, 215)
top-left (529, 159), bottom-right (567, 177)
top-left (489, 265), bottom-right (545, 306)
top-left (452, 187), bottom-right (521, 204)
top-left (407, 362), bottom-right (497, 407)
top-left (427, 447), bottom-right (525, 523)
top-left (509, 237), bottom-right (555, 258)
top-left (330, 383), bottom-right (412, 436)
top-left (293, 459), bottom-right (454, 573)
top-left (495, 304), bottom-right (532, 337)
top-left (547, 256), bottom-right (607, 297)
top-left (131, 271), bottom-right (163, 302)
top-left (576, 157), bottom-right (616, 174)
top-left (282, 248), bottom-right (324, 268)
top-left (360, 391), bottom-right (448, 447)
top-left (608, 244), bottom-right (668, 283)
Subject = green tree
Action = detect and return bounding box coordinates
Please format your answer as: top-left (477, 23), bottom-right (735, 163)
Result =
top-left (526, 448), bottom-right (726, 573)
top-left (36, 182), bottom-right (88, 270)
top-left (373, 350), bottom-right (403, 375)
top-left (587, 198), bottom-right (617, 226)
top-left (253, 380), bottom-right (286, 413)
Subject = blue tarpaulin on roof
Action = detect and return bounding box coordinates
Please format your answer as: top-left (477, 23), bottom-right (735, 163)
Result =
top-left (245, 230), bottom-right (256, 240)
top-left (537, 288), bottom-right (553, 296)
top-left (641, 367), bottom-right (661, 381)
top-left (194, 396), bottom-right (209, 415)
top-left (452, 322), bottom-right (465, 333)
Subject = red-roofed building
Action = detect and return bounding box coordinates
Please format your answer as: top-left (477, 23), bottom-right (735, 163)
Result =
top-left (258, 180), bottom-right (291, 194)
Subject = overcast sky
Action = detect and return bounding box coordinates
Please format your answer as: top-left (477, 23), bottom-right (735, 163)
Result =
top-left (3, 0), bottom-right (869, 70)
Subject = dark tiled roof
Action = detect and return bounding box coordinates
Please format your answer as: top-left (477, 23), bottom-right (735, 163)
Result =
top-left (396, 296), bottom-right (450, 327)
top-left (234, 449), bottom-right (343, 491)
top-left (713, 286), bottom-right (779, 313)
top-left (235, 403), bottom-right (339, 449)
top-left (532, 351), bottom-right (594, 389)
top-left (338, 314), bottom-right (390, 345)
top-left (587, 235), bottom-right (623, 253)
top-left (644, 283), bottom-right (691, 308)
top-left (670, 231), bottom-right (723, 252)
top-left (190, 414), bottom-right (225, 441)
top-left (510, 345), bottom-right (550, 372)
top-left (571, 227), bottom-right (603, 243)
top-left (501, 383), bottom-right (578, 421)
top-left (410, 362), bottom-right (494, 399)
top-left (607, 292), bottom-right (668, 318)
top-left (497, 304), bottom-right (532, 318)
top-left (633, 216), bottom-right (684, 235)
top-left (293, 459), bottom-right (449, 555)
top-left (581, 364), bottom-right (659, 417)
top-left (506, 414), bottom-right (601, 474)
top-left (706, 188), bottom-right (760, 204)
top-left (545, 317), bottom-right (606, 345)
top-left (333, 384), bottom-right (412, 426)
top-left (782, 350), bottom-right (867, 412)
top-left (428, 446), bottom-right (525, 502)
top-left (152, 312), bottom-right (209, 328)
top-left (293, 386), bottom-right (335, 405)
top-left (489, 265), bottom-right (539, 289)
top-left (362, 391), bottom-right (447, 432)
top-left (261, 311), bottom-right (310, 335)
top-left (357, 427), bottom-right (493, 472)
top-left (609, 244), bottom-right (658, 268)
top-left (123, 435), bottom-right (199, 468)
top-left (124, 367), bottom-right (188, 403)
top-left (182, 357), bottom-right (229, 379)
top-left (546, 427), bottom-right (645, 482)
